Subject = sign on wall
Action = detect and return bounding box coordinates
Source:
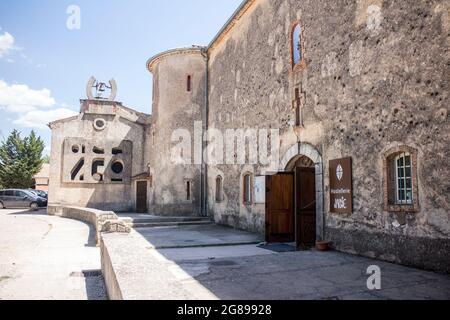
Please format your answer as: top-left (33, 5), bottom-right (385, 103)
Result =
top-left (254, 176), bottom-right (266, 204)
top-left (329, 157), bottom-right (353, 214)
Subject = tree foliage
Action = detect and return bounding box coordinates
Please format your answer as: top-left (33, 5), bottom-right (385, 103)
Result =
top-left (0, 130), bottom-right (45, 189)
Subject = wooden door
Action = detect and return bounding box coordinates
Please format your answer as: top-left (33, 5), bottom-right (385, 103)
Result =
top-left (136, 181), bottom-right (148, 213)
top-left (296, 167), bottom-right (316, 248)
top-left (266, 173), bottom-right (295, 243)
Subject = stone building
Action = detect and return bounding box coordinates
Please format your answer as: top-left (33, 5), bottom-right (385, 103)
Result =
top-left (33, 163), bottom-right (50, 192)
top-left (49, 0), bottom-right (449, 273)
top-left (48, 98), bottom-right (152, 212)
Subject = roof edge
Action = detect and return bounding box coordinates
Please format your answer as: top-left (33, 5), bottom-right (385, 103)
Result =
top-left (207, 0), bottom-right (254, 51)
top-left (146, 45), bottom-right (206, 73)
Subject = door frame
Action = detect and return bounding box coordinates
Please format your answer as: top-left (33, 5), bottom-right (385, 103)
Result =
top-left (135, 180), bottom-right (148, 213)
top-left (278, 143), bottom-right (324, 243)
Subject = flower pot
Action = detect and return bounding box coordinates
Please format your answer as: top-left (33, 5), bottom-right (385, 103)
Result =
top-left (316, 241), bottom-right (331, 251)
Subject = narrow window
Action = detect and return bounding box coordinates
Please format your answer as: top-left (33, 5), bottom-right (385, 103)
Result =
top-left (294, 88), bottom-right (301, 126)
top-left (395, 153), bottom-right (413, 205)
top-left (292, 23), bottom-right (303, 66)
top-left (243, 174), bottom-right (252, 204)
top-left (216, 176), bottom-right (223, 202)
top-left (187, 75), bottom-right (192, 92)
top-left (186, 181), bottom-right (191, 201)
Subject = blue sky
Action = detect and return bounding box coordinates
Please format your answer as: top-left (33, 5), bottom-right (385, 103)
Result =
top-left (0, 0), bottom-right (242, 154)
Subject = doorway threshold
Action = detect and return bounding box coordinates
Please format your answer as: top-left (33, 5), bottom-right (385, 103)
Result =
top-left (257, 243), bottom-right (297, 253)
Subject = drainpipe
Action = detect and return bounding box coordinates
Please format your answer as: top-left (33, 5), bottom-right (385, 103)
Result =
top-left (201, 48), bottom-right (209, 218)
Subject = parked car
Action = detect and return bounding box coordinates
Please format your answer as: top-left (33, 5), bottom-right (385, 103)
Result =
top-left (0, 189), bottom-right (48, 210)
top-left (28, 189), bottom-right (48, 199)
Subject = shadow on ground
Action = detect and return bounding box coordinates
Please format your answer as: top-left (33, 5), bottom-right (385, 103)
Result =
top-left (134, 225), bottom-right (450, 300)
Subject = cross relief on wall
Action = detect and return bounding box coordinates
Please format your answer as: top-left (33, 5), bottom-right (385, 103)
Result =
top-left (293, 84), bottom-right (306, 127)
top-left (62, 138), bottom-right (132, 184)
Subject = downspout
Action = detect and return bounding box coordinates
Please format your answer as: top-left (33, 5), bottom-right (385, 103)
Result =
top-left (201, 48), bottom-right (209, 217)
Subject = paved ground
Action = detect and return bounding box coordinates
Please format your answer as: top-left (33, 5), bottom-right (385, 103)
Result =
top-left (0, 209), bottom-right (106, 300)
top-left (135, 225), bottom-right (450, 300)
top-left (136, 224), bottom-right (264, 249)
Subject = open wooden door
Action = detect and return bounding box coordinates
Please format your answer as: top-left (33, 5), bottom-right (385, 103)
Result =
top-left (296, 167), bottom-right (316, 248)
top-left (265, 173), bottom-right (295, 243)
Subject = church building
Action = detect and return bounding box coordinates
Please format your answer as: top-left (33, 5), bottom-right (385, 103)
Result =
top-left (48, 0), bottom-right (450, 273)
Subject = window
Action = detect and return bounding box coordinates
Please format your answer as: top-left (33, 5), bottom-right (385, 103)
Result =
top-left (186, 181), bottom-right (191, 201)
top-left (187, 75), bottom-right (192, 92)
top-left (15, 190), bottom-right (26, 197)
top-left (93, 118), bottom-right (107, 131)
top-left (243, 173), bottom-right (252, 204)
top-left (291, 22), bottom-right (304, 69)
top-left (383, 146), bottom-right (420, 212)
top-left (215, 176), bottom-right (223, 203)
top-left (395, 153), bottom-right (413, 205)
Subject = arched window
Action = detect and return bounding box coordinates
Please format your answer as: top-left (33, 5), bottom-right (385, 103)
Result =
top-left (292, 22), bottom-right (303, 67)
top-left (243, 173), bottom-right (253, 205)
top-left (383, 146), bottom-right (420, 212)
top-left (215, 176), bottom-right (223, 203)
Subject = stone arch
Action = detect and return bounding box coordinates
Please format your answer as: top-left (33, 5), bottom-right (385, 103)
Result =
top-left (279, 143), bottom-right (324, 241)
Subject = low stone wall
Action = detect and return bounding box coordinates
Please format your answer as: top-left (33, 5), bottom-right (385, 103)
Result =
top-left (100, 230), bottom-right (217, 300)
top-left (47, 205), bottom-right (130, 245)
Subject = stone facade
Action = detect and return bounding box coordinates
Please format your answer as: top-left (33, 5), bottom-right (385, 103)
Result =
top-left (49, 0), bottom-right (449, 273)
top-left (48, 100), bottom-right (152, 212)
top-left (198, 0), bottom-right (450, 272)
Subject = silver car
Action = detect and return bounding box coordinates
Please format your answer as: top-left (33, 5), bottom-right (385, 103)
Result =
top-left (0, 189), bottom-right (48, 210)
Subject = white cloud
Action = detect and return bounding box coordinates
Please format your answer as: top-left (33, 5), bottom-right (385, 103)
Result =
top-left (0, 80), bottom-right (56, 113)
top-left (0, 32), bottom-right (15, 58)
top-left (13, 108), bottom-right (78, 130)
top-left (0, 80), bottom-right (78, 130)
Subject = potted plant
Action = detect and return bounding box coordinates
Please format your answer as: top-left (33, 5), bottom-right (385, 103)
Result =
top-left (316, 241), bottom-right (331, 251)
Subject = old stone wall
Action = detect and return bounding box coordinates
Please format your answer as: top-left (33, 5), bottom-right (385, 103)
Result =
top-left (148, 49), bottom-right (206, 216)
top-left (206, 0), bottom-right (450, 271)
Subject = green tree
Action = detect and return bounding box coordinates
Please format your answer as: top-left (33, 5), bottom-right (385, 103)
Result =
top-left (0, 130), bottom-right (45, 189)
top-left (42, 154), bottom-right (50, 164)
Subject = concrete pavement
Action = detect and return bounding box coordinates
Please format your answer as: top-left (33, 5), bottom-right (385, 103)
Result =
top-left (103, 224), bottom-right (450, 300)
top-left (0, 209), bottom-right (106, 300)
top-left (179, 250), bottom-right (450, 300)
top-left (135, 224), bottom-right (264, 249)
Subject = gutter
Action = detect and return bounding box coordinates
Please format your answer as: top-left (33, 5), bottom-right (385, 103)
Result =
top-left (201, 48), bottom-right (209, 217)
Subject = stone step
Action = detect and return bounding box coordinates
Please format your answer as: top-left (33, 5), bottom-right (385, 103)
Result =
top-left (129, 217), bottom-right (209, 224)
top-left (130, 220), bottom-right (213, 229)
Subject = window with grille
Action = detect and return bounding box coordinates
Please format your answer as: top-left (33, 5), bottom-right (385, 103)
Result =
top-left (395, 153), bottom-right (413, 205)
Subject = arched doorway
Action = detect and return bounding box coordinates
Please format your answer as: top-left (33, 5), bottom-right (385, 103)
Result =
top-left (265, 143), bottom-right (324, 249)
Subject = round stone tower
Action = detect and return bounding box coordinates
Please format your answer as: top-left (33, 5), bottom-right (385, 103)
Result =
top-left (147, 46), bottom-right (207, 216)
